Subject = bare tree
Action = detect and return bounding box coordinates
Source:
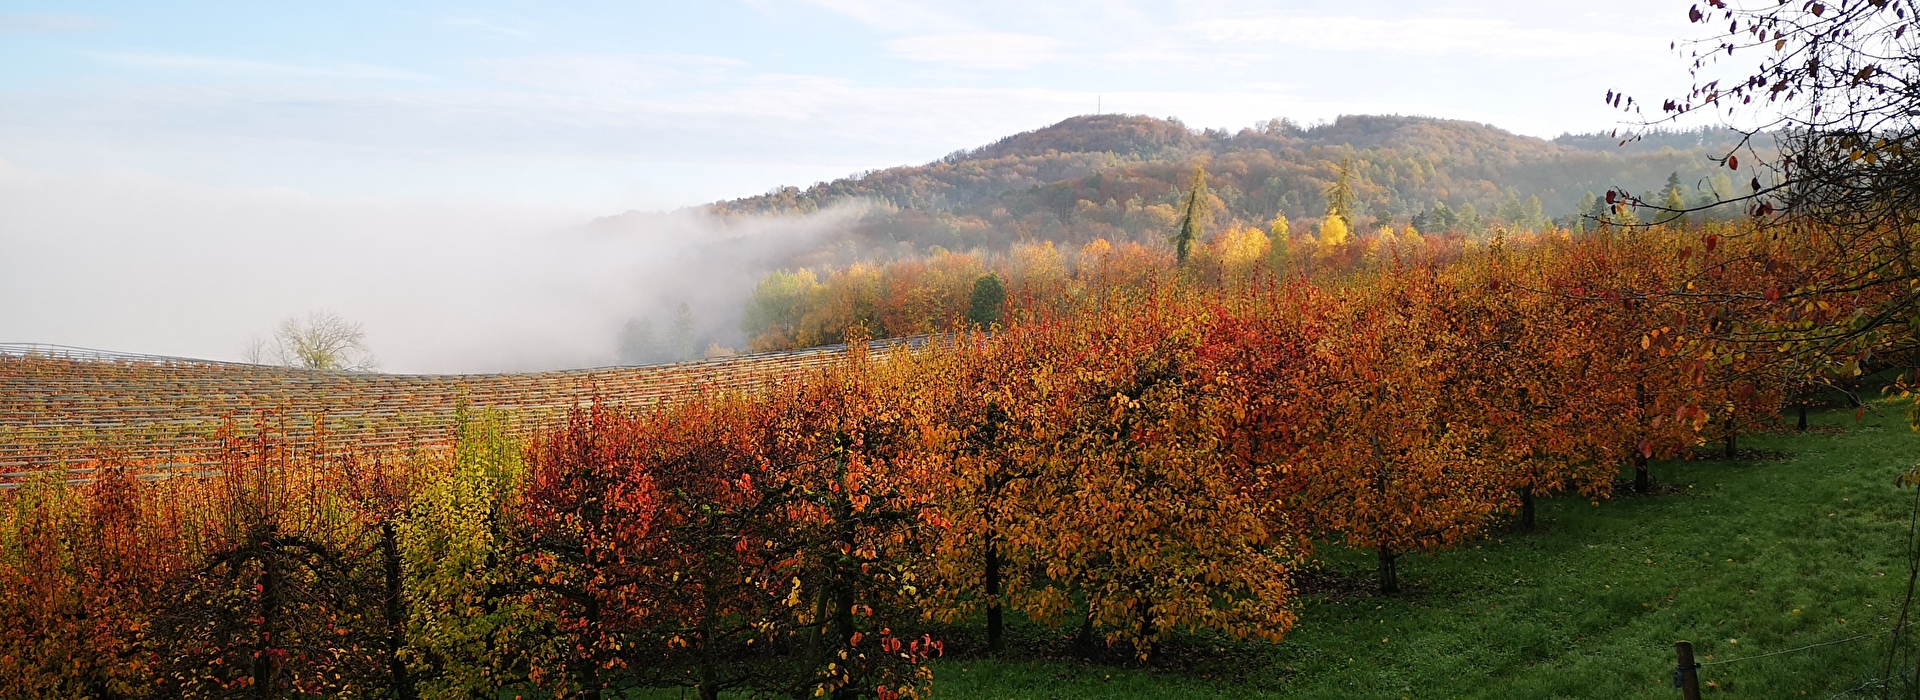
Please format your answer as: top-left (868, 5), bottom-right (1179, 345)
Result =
top-left (1621, 1), bottom-right (1920, 229)
top-left (1607, 3), bottom-right (1920, 358)
top-left (248, 311), bottom-right (378, 371)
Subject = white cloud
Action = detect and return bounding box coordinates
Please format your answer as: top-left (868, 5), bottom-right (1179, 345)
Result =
top-left (796, 0), bottom-right (962, 33)
top-left (0, 68), bottom-right (1628, 216)
top-left (474, 54), bottom-right (743, 95)
top-left (884, 32), bottom-right (1064, 70)
top-left (0, 13), bottom-right (107, 34)
top-left (1181, 14), bottom-right (1662, 60)
top-left (441, 15), bottom-right (535, 40)
top-left (92, 53), bottom-right (430, 81)
top-left (1, 0), bottom-right (1705, 214)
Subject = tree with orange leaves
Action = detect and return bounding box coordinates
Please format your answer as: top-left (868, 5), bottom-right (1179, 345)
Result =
top-left (754, 346), bottom-right (945, 700)
top-left (0, 465), bottom-right (186, 698)
top-left (512, 404), bottom-right (664, 700)
top-left (1289, 267), bottom-right (1507, 594)
top-left (917, 328), bottom-right (1064, 654)
top-left (144, 422), bottom-right (412, 699)
top-left (1449, 240), bottom-right (1635, 528)
top-left (1022, 293), bottom-right (1296, 655)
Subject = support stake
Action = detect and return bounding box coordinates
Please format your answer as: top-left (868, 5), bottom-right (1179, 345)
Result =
top-left (1673, 641), bottom-right (1701, 699)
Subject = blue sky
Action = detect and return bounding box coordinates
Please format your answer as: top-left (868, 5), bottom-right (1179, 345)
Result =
top-left (0, 1), bottom-right (1713, 368)
top-left (1, 1), bottom-right (1699, 211)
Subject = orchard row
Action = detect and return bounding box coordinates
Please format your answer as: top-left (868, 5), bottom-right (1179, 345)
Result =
top-left (1, 223), bottom-right (1889, 699)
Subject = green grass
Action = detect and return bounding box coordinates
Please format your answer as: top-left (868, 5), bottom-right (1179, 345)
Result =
top-left (935, 404), bottom-right (1920, 699)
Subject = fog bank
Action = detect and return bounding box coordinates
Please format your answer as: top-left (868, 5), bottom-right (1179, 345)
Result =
top-left (0, 160), bottom-right (858, 373)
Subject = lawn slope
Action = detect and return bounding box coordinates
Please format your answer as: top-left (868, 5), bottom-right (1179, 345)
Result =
top-left (937, 403), bottom-right (1916, 699)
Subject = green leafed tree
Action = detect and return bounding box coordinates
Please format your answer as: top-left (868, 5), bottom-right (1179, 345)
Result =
top-left (401, 412), bottom-right (542, 698)
top-left (966, 273), bottom-right (1007, 329)
top-left (742, 269), bottom-right (823, 351)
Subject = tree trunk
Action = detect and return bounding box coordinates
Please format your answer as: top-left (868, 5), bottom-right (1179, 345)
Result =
top-left (1634, 453), bottom-right (1650, 494)
top-left (698, 664), bottom-right (719, 700)
top-left (1723, 416), bottom-right (1737, 459)
top-left (1520, 488), bottom-right (1536, 530)
top-left (1136, 597), bottom-right (1156, 661)
top-left (1634, 383), bottom-right (1651, 494)
top-left (252, 543), bottom-right (280, 700)
top-left (581, 594), bottom-right (604, 700)
top-left (1377, 546), bottom-right (1399, 595)
top-left (1073, 607), bottom-right (1097, 652)
top-left (830, 511), bottom-right (859, 700)
top-left (698, 580), bottom-right (720, 700)
top-left (380, 521), bottom-right (416, 700)
top-left (1798, 402), bottom-right (1809, 432)
top-left (984, 536), bottom-right (1003, 653)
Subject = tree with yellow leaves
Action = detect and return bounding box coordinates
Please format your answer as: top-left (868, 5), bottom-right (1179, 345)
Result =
top-left (1313, 214), bottom-right (1351, 270)
top-left (1215, 225), bottom-right (1271, 287)
top-left (1266, 213), bottom-right (1294, 275)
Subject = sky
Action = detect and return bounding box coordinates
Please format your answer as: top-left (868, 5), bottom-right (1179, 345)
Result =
top-left (0, 1), bottom-right (1713, 371)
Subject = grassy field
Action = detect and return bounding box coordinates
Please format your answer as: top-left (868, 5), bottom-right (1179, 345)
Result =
top-left (931, 403), bottom-right (1919, 699)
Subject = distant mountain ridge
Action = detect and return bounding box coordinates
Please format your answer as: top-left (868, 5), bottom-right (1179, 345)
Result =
top-left (696, 114), bottom-right (1747, 268)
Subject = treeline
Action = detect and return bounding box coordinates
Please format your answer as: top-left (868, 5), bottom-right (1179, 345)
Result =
top-left (736, 161), bottom-right (1764, 352)
top-left (703, 114), bottom-right (1754, 265)
top-left (3, 218), bottom-right (1883, 699)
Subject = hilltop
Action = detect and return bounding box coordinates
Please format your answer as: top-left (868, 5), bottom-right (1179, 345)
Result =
top-left (694, 114), bottom-right (1748, 267)
top-left (586, 114), bottom-right (1756, 359)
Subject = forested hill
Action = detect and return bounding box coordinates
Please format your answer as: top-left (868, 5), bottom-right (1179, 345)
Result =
top-left (699, 113), bottom-right (1749, 266)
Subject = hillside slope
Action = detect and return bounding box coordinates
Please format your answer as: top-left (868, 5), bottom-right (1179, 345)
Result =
top-left (0, 338), bottom-right (928, 480)
top-left (702, 114), bottom-right (1748, 265)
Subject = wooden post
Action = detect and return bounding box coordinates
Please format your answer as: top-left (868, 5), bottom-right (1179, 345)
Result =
top-left (1674, 641), bottom-right (1701, 700)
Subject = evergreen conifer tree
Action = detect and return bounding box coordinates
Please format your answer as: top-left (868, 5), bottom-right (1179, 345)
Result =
top-left (1171, 166), bottom-right (1210, 264)
top-left (1323, 156), bottom-right (1357, 224)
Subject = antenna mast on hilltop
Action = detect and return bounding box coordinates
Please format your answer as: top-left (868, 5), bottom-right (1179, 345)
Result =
top-left (1097, 95), bottom-right (1101, 115)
